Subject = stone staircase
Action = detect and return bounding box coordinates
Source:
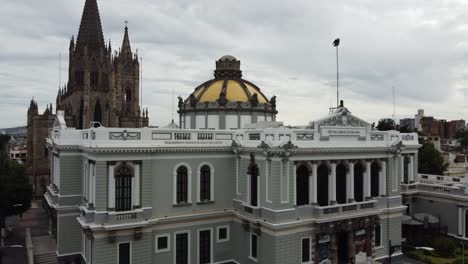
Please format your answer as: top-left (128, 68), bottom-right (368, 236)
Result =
top-left (34, 253), bottom-right (58, 264)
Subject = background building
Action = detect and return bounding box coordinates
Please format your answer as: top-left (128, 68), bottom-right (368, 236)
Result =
top-left (27, 0), bottom-right (148, 196)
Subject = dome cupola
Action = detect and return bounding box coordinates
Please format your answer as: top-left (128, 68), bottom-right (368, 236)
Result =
top-left (178, 55), bottom-right (278, 130)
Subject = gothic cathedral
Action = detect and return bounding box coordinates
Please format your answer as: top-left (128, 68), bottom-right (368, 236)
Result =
top-left (27, 0), bottom-right (148, 196)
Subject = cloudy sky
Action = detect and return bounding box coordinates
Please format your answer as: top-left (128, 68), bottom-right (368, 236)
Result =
top-left (0, 0), bottom-right (467, 128)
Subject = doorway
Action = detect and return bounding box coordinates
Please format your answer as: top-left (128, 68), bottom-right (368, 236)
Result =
top-left (337, 232), bottom-right (349, 264)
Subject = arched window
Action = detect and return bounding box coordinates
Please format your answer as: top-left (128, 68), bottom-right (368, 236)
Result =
top-left (317, 164), bottom-right (329, 206)
top-left (125, 87), bottom-right (132, 113)
top-left (200, 165), bottom-right (211, 201)
top-left (404, 156), bottom-right (410, 184)
top-left (354, 163), bottom-right (364, 202)
top-left (371, 162), bottom-right (380, 197)
top-left (176, 166), bottom-right (189, 203)
top-left (94, 100), bottom-right (102, 125)
top-left (296, 165), bottom-right (309, 206)
top-left (79, 99), bottom-right (84, 129)
top-left (336, 163), bottom-right (347, 204)
top-left (115, 165), bottom-right (133, 212)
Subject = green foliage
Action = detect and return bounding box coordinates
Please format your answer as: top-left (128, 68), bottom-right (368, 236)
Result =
top-left (455, 130), bottom-right (468, 149)
top-left (432, 237), bottom-right (457, 258)
top-left (376, 118), bottom-right (396, 131)
top-left (418, 141), bottom-right (448, 175)
top-left (0, 135), bottom-right (32, 227)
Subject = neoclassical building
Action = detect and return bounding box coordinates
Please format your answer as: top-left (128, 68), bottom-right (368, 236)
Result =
top-left (45, 99), bottom-right (419, 263)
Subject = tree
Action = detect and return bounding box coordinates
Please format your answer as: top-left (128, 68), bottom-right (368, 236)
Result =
top-left (418, 140), bottom-right (448, 175)
top-left (376, 118), bottom-right (396, 131)
top-left (455, 129), bottom-right (468, 150)
top-left (0, 134), bottom-right (32, 228)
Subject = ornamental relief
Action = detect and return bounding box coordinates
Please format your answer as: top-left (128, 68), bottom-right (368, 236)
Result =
top-left (316, 114), bottom-right (369, 128)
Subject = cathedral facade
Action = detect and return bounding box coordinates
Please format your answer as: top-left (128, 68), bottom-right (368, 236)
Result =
top-left (27, 0), bottom-right (148, 195)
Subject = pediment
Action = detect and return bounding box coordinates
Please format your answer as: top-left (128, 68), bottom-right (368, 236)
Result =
top-left (309, 108), bottom-right (370, 129)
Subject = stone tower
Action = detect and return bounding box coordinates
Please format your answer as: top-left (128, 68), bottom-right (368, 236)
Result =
top-left (56, 0), bottom-right (148, 129)
top-left (28, 0), bottom-right (149, 196)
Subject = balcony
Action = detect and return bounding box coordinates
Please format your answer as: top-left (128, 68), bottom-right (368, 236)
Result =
top-left (233, 199), bottom-right (381, 224)
top-left (79, 207), bottom-right (152, 228)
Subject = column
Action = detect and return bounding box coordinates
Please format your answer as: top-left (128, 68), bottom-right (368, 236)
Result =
top-left (409, 155), bottom-right (414, 183)
top-left (458, 207), bottom-right (463, 237)
top-left (380, 161), bottom-right (387, 196)
top-left (400, 156), bottom-right (405, 183)
top-left (348, 162), bottom-right (355, 203)
top-left (330, 162), bottom-right (337, 205)
top-left (108, 164), bottom-right (115, 209)
top-left (134, 163), bottom-right (140, 207)
top-left (310, 163), bottom-right (318, 204)
top-left (365, 161), bottom-right (371, 200)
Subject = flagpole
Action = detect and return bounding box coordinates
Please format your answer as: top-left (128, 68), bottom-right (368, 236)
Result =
top-left (336, 45), bottom-right (339, 107)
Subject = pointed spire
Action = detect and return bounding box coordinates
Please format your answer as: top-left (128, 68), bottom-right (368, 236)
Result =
top-left (121, 23), bottom-right (132, 57)
top-left (75, 0), bottom-right (105, 54)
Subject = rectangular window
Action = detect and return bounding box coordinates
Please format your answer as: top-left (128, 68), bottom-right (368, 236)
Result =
top-left (199, 230), bottom-right (211, 264)
top-left (302, 238), bottom-right (311, 263)
top-left (217, 226), bottom-right (229, 243)
top-left (250, 233), bottom-right (258, 261)
top-left (249, 133), bottom-right (261, 140)
top-left (375, 224), bottom-right (382, 247)
top-left (175, 233), bottom-right (189, 264)
top-left (118, 242), bottom-right (131, 264)
top-left (155, 234), bottom-right (170, 253)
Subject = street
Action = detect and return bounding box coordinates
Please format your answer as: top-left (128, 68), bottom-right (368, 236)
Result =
top-left (1, 201), bottom-right (52, 264)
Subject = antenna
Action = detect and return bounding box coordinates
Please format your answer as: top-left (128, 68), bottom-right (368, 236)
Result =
top-left (140, 56), bottom-right (143, 127)
top-left (59, 53), bottom-right (61, 89)
top-left (171, 87), bottom-right (174, 122)
top-left (392, 86), bottom-right (396, 123)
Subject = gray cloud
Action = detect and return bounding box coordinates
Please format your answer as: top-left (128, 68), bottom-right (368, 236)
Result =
top-left (0, 0), bottom-right (466, 128)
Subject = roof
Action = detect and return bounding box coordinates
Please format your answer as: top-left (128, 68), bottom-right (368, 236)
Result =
top-left (184, 55), bottom-right (271, 105)
top-left (75, 0), bottom-right (105, 53)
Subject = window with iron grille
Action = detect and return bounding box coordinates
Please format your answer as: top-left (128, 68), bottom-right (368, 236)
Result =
top-left (176, 166), bottom-right (188, 203)
top-left (200, 165), bottom-right (211, 201)
top-left (302, 238), bottom-right (311, 263)
top-left (375, 224), bottom-right (381, 247)
top-left (250, 233), bottom-right (258, 260)
top-left (199, 230), bottom-right (211, 264)
top-left (115, 165), bottom-right (133, 212)
top-left (176, 233), bottom-right (188, 264)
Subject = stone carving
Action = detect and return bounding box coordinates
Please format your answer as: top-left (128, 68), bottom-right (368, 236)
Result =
top-left (250, 93), bottom-right (259, 107)
top-left (370, 134), bottom-right (384, 141)
top-left (281, 141), bottom-right (298, 151)
top-left (401, 134), bottom-right (414, 141)
top-left (189, 94), bottom-right (198, 108)
top-left (257, 141), bottom-right (270, 149)
top-left (218, 91), bottom-right (227, 106)
top-left (390, 141), bottom-right (405, 156)
top-left (315, 112), bottom-right (369, 128)
top-left (177, 96), bottom-right (183, 108)
top-left (109, 130), bottom-right (141, 141)
top-left (270, 95), bottom-right (276, 109)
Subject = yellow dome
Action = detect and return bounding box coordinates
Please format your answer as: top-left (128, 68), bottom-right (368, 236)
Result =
top-left (193, 79), bottom-right (268, 104)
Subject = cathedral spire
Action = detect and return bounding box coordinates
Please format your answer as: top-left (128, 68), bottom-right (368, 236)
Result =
top-left (121, 23), bottom-right (132, 57)
top-left (75, 0), bottom-right (105, 54)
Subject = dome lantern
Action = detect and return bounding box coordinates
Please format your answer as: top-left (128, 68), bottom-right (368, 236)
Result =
top-left (214, 55), bottom-right (242, 79)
